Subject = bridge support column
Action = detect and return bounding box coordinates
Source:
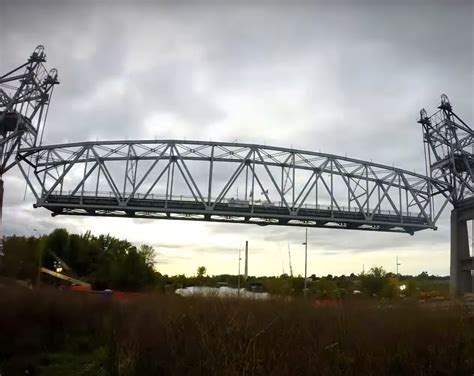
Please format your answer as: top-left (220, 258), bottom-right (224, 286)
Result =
top-left (450, 205), bottom-right (474, 296)
top-left (0, 177), bottom-right (3, 257)
top-left (0, 177), bottom-right (4, 272)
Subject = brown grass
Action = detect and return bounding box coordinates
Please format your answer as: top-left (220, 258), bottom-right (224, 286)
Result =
top-left (0, 287), bottom-right (473, 375)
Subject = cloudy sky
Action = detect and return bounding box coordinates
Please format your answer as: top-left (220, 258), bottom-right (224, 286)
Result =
top-left (0, 0), bottom-right (472, 277)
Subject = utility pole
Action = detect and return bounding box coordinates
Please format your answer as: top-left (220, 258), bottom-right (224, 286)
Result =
top-left (288, 244), bottom-right (294, 277)
top-left (244, 240), bottom-right (248, 280)
top-left (302, 228), bottom-right (308, 297)
top-left (237, 249), bottom-right (241, 296)
top-left (396, 256), bottom-right (401, 276)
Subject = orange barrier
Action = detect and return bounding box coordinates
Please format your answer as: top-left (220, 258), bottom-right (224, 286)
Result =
top-left (313, 299), bottom-right (339, 307)
top-left (112, 291), bottom-right (144, 300)
top-left (70, 285), bottom-right (91, 292)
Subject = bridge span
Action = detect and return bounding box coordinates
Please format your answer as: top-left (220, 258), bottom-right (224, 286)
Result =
top-left (17, 140), bottom-right (440, 235)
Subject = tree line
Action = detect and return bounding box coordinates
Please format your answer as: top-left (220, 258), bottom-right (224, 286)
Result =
top-left (0, 229), bottom-right (155, 291)
top-left (0, 228), bottom-right (449, 297)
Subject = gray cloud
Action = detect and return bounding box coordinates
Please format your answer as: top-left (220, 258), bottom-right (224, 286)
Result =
top-left (0, 0), bottom-right (472, 275)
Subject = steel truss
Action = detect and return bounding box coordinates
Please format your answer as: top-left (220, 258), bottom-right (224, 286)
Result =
top-left (0, 45), bottom-right (59, 174)
top-left (17, 140), bottom-right (444, 234)
top-left (419, 94), bottom-right (474, 206)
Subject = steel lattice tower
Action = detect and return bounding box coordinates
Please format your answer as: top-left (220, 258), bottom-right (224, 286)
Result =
top-left (0, 45), bottom-right (59, 173)
top-left (419, 95), bottom-right (474, 295)
top-left (0, 46), bottom-right (59, 252)
top-left (419, 94), bottom-right (473, 205)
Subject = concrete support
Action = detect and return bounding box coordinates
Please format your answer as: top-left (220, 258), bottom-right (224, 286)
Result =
top-left (0, 177), bottom-right (3, 257)
top-left (450, 204), bottom-right (474, 296)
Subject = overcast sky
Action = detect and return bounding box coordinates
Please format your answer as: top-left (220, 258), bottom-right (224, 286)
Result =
top-left (0, 0), bottom-right (472, 277)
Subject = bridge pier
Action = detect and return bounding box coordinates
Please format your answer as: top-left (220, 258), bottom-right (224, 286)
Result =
top-left (0, 177), bottom-right (3, 257)
top-left (450, 203), bottom-right (474, 296)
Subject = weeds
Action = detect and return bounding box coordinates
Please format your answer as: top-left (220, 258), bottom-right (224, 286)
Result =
top-left (0, 288), bottom-right (473, 375)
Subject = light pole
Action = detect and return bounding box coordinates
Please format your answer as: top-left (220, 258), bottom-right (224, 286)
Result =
top-left (302, 227), bottom-right (308, 297)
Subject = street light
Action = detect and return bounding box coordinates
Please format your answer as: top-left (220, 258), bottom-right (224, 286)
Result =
top-left (302, 227), bottom-right (308, 297)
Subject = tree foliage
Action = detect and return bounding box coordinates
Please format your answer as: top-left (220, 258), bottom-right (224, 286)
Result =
top-left (197, 266), bottom-right (207, 278)
top-left (360, 266), bottom-right (387, 297)
top-left (0, 229), bottom-right (156, 291)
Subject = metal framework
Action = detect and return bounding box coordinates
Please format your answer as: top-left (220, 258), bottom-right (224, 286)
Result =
top-left (0, 45), bottom-right (59, 174)
top-left (16, 140), bottom-right (443, 234)
top-left (419, 94), bottom-right (473, 206)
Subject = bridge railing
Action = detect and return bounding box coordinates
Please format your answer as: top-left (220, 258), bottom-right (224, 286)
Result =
top-left (48, 190), bottom-right (424, 219)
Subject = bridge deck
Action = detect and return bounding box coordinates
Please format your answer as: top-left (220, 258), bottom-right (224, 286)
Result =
top-left (38, 194), bottom-right (433, 234)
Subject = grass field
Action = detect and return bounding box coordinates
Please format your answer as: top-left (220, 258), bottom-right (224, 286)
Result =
top-left (0, 287), bottom-right (473, 375)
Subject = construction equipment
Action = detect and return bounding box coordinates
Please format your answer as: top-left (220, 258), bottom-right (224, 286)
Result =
top-left (38, 247), bottom-right (89, 287)
top-left (40, 267), bottom-right (90, 288)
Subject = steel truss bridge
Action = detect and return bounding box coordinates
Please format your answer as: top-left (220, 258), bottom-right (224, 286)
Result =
top-left (17, 140), bottom-right (440, 235)
top-left (1, 47), bottom-right (473, 293)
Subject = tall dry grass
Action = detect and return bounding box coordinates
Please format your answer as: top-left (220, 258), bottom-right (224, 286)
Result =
top-left (0, 287), bottom-right (473, 375)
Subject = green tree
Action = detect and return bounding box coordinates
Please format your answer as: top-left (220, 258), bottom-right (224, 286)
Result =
top-left (110, 246), bottom-right (153, 290)
top-left (417, 271), bottom-right (429, 279)
top-left (405, 279), bottom-right (418, 297)
top-left (1, 230), bottom-right (159, 291)
top-left (197, 266), bottom-right (207, 278)
top-left (140, 244), bottom-right (156, 268)
top-left (315, 277), bottom-right (339, 298)
top-left (382, 277), bottom-right (399, 298)
top-left (46, 228), bottom-right (70, 260)
top-left (361, 266), bottom-right (387, 297)
top-left (1, 235), bottom-right (42, 283)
